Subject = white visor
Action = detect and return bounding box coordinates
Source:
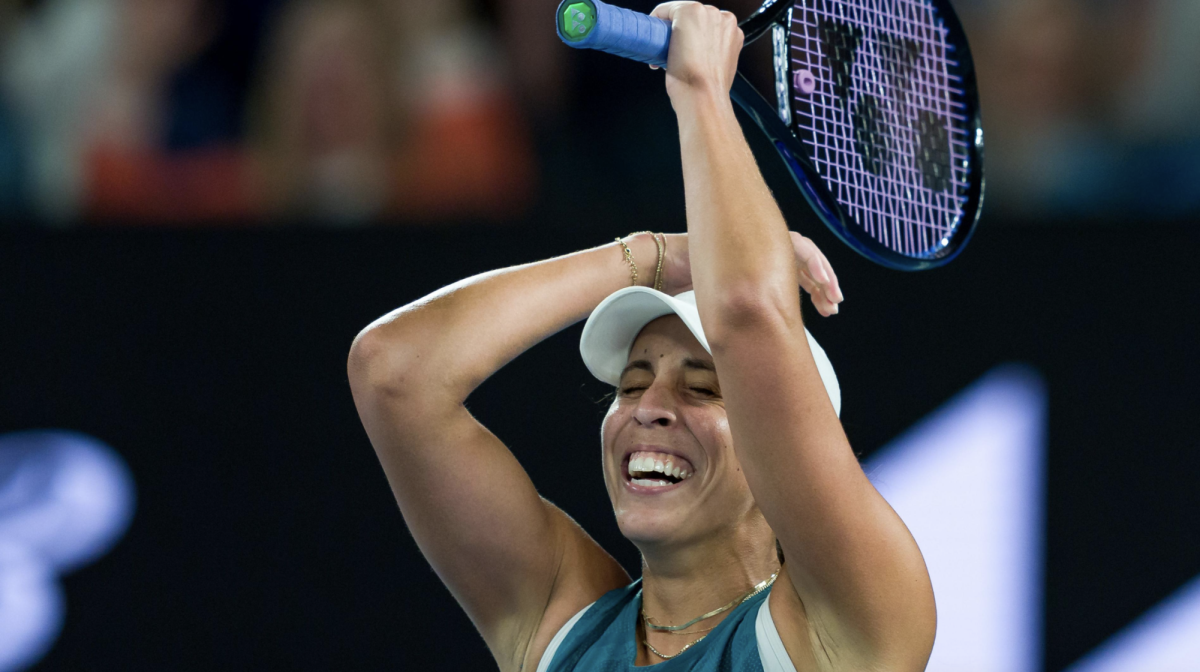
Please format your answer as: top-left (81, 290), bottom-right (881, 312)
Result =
top-left (579, 287), bottom-right (841, 416)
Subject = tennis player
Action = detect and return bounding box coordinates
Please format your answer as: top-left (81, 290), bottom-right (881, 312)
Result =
top-left (347, 3), bottom-right (935, 669)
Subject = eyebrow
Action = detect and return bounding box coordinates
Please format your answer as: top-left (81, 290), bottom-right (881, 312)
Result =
top-left (619, 357), bottom-right (716, 378)
top-left (620, 360), bottom-right (654, 378)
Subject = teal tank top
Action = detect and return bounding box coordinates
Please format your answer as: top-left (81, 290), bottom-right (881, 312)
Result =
top-left (545, 579), bottom-right (770, 671)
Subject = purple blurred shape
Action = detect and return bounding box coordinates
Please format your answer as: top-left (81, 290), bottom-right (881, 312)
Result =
top-left (867, 365), bottom-right (1047, 672)
top-left (1063, 573), bottom-right (1200, 672)
top-left (0, 431), bottom-right (135, 672)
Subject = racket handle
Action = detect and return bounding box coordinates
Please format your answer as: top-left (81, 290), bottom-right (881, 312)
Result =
top-left (556, 0), bottom-right (672, 67)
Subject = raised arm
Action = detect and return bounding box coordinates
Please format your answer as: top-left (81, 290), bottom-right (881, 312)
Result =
top-left (347, 237), bottom-right (671, 669)
top-left (650, 3), bottom-right (935, 670)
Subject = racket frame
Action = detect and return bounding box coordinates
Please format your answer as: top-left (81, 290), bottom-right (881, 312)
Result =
top-left (739, 0), bottom-right (794, 42)
top-left (734, 0), bottom-right (985, 271)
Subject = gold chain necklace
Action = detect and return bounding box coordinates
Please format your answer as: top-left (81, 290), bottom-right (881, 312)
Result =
top-left (657, 623), bottom-right (718, 637)
top-left (641, 571), bottom-right (779, 660)
top-left (643, 632), bottom-right (707, 660)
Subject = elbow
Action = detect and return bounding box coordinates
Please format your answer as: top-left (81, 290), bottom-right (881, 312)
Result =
top-left (347, 322), bottom-right (420, 401)
top-left (702, 283), bottom-right (799, 350)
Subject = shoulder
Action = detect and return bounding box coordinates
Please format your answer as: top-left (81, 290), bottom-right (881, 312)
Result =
top-left (516, 508), bottom-right (629, 672)
top-left (528, 578), bottom-right (637, 672)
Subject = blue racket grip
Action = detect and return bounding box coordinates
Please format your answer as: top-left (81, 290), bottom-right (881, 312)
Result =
top-left (556, 0), bottom-right (672, 68)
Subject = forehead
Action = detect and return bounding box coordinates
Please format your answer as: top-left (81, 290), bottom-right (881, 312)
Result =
top-left (626, 315), bottom-right (711, 367)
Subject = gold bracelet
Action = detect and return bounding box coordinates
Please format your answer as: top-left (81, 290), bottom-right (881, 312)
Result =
top-left (618, 232), bottom-right (656, 287)
top-left (652, 233), bottom-right (665, 291)
top-left (615, 237), bottom-right (639, 287)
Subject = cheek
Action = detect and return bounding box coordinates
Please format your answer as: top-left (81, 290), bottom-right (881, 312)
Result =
top-left (601, 401), bottom-right (620, 442)
top-left (681, 410), bottom-right (734, 473)
top-left (600, 401), bottom-right (626, 461)
top-left (714, 414), bottom-right (731, 438)
top-left (699, 416), bottom-right (754, 501)
top-left (691, 412), bottom-right (732, 451)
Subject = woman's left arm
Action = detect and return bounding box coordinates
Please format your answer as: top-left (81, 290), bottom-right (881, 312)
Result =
top-left (651, 3), bottom-right (935, 671)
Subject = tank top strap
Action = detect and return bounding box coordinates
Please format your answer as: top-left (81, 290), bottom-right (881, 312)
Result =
top-left (546, 579), bottom-right (642, 671)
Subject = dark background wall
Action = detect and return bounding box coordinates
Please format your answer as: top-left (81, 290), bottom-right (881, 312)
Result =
top-left (1, 216), bottom-right (1198, 671)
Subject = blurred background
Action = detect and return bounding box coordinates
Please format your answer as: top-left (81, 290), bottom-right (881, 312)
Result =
top-left (0, 0), bottom-right (1197, 670)
top-left (0, 0), bottom-right (1194, 226)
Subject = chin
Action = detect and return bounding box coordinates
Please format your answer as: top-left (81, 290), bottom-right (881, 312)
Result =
top-left (614, 506), bottom-right (693, 547)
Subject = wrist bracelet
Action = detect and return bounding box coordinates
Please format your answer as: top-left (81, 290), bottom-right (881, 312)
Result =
top-left (617, 232), bottom-right (663, 289)
top-left (652, 233), bottom-right (665, 291)
top-left (615, 236), bottom-right (640, 287)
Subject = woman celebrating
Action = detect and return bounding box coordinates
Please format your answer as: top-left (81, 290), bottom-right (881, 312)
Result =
top-left (347, 3), bottom-right (935, 670)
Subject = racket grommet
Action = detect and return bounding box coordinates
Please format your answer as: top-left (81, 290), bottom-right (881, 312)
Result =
top-left (794, 70), bottom-right (816, 95)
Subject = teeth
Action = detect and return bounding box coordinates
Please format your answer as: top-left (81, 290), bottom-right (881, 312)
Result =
top-left (632, 478), bottom-right (673, 488)
top-left (627, 451), bottom-right (695, 481)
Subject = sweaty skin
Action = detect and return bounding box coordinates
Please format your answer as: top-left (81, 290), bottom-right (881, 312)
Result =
top-left (346, 3), bottom-right (933, 671)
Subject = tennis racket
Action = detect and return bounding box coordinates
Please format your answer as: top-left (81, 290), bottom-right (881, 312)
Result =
top-left (557, 0), bottom-right (984, 270)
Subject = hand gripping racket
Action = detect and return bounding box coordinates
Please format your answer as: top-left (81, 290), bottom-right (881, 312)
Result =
top-left (557, 0), bottom-right (984, 270)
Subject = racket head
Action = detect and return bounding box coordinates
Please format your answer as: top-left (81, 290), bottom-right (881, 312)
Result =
top-left (740, 0), bottom-right (984, 271)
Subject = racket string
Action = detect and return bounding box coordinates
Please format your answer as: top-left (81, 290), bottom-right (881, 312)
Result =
top-left (788, 0), bottom-right (973, 257)
top-left (833, 0), bottom-right (958, 253)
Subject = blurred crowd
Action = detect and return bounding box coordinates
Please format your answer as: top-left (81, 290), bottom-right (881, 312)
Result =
top-left (958, 0), bottom-right (1200, 220)
top-left (0, 0), bottom-right (541, 224)
top-left (0, 0), bottom-right (1197, 225)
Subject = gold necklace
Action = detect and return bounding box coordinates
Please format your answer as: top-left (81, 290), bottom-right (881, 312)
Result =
top-left (641, 571), bottom-right (779, 660)
top-left (643, 632), bottom-right (707, 660)
top-left (658, 623), bottom-right (718, 636)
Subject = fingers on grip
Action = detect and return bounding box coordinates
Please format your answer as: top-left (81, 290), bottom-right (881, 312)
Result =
top-left (650, 1), bottom-right (699, 20)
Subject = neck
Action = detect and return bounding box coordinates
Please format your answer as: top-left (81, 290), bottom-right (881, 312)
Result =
top-left (637, 518), bottom-right (779, 632)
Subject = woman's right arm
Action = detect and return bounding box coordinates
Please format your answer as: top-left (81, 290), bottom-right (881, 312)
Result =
top-left (346, 233), bottom-right (669, 671)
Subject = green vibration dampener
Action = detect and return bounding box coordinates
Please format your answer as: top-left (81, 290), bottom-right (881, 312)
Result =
top-left (561, 1), bottom-right (596, 40)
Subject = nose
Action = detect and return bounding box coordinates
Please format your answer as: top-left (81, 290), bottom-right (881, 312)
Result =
top-left (633, 381), bottom-right (677, 427)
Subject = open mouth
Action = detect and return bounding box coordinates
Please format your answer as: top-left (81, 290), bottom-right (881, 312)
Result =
top-left (625, 451), bottom-right (694, 489)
